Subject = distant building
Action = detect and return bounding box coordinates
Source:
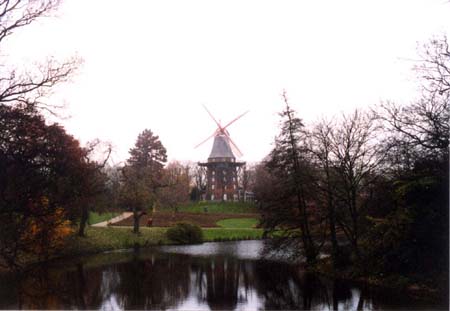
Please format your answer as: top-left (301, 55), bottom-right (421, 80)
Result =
top-left (239, 189), bottom-right (255, 202)
top-left (199, 134), bottom-right (245, 201)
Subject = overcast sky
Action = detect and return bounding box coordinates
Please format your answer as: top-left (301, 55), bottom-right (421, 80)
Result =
top-left (5, 0), bottom-right (450, 164)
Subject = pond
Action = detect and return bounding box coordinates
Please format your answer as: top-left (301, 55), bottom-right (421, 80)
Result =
top-left (0, 240), bottom-right (445, 310)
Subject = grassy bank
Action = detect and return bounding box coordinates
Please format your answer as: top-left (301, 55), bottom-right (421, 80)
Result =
top-left (175, 201), bottom-right (257, 214)
top-left (216, 217), bottom-right (259, 228)
top-left (63, 227), bottom-right (169, 256)
top-left (203, 228), bottom-right (263, 241)
top-left (61, 225), bottom-right (263, 258)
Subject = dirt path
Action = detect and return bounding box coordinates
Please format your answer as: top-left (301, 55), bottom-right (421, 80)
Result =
top-left (91, 212), bottom-right (133, 227)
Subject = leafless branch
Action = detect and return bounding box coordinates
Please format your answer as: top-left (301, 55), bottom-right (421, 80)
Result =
top-left (0, 57), bottom-right (80, 109)
top-left (0, 0), bottom-right (60, 46)
top-left (0, 1), bottom-right (80, 113)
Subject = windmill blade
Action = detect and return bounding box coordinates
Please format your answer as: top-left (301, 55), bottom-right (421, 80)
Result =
top-left (194, 130), bottom-right (217, 149)
top-left (230, 143), bottom-right (243, 158)
top-left (222, 110), bottom-right (249, 131)
top-left (202, 104), bottom-right (223, 130)
top-left (228, 137), bottom-right (243, 158)
top-left (224, 132), bottom-right (243, 157)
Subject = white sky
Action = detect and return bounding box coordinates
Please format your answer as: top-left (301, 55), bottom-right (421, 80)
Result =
top-left (5, 0), bottom-right (450, 164)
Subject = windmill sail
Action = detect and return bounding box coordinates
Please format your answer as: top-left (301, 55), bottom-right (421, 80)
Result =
top-left (195, 105), bottom-right (247, 158)
top-left (197, 105), bottom-right (248, 202)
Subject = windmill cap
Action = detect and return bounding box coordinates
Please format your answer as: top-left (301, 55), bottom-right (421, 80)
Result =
top-left (208, 134), bottom-right (236, 161)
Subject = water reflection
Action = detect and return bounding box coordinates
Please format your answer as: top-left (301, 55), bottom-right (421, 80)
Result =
top-left (0, 241), bottom-right (443, 310)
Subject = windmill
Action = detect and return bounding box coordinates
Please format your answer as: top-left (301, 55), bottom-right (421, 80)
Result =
top-left (197, 105), bottom-right (248, 201)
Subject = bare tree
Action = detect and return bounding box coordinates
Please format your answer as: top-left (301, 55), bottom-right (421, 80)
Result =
top-left (309, 118), bottom-right (341, 268)
top-left (365, 37), bottom-right (450, 277)
top-left (239, 163), bottom-right (256, 202)
top-left (416, 35), bottom-right (450, 96)
top-left (331, 110), bottom-right (383, 258)
top-left (77, 140), bottom-right (112, 237)
top-left (157, 161), bottom-right (190, 211)
top-left (377, 36), bottom-right (449, 156)
top-left (0, 0), bottom-right (79, 111)
top-left (120, 165), bottom-right (153, 234)
top-left (377, 97), bottom-right (449, 153)
top-left (190, 162), bottom-right (206, 201)
top-left (0, 0), bottom-right (59, 44)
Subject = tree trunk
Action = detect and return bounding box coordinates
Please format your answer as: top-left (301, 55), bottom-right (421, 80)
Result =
top-left (284, 98), bottom-right (317, 265)
top-left (298, 190), bottom-right (317, 265)
top-left (350, 193), bottom-right (361, 260)
top-left (76, 263), bottom-right (87, 309)
top-left (352, 235), bottom-right (360, 260)
top-left (133, 207), bottom-right (140, 234)
top-left (327, 194), bottom-right (339, 268)
top-left (332, 280), bottom-right (339, 310)
top-left (78, 205), bottom-right (88, 237)
top-left (323, 160), bottom-right (340, 268)
top-left (356, 291), bottom-right (365, 310)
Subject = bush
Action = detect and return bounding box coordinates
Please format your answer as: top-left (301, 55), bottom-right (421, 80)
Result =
top-left (166, 222), bottom-right (203, 244)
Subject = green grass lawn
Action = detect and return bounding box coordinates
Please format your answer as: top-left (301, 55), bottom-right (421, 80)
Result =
top-left (88, 211), bottom-right (120, 225)
top-left (64, 226), bottom-right (169, 256)
top-left (176, 201), bottom-right (258, 214)
top-left (203, 228), bottom-right (263, 241)
top-left (62, 225), bottom-right (263, 258)
top-left (216, 218), bottom-right (259, 228)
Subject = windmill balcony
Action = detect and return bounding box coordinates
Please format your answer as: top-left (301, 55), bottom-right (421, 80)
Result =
top-left (208, 157), bottom-right (236, 163)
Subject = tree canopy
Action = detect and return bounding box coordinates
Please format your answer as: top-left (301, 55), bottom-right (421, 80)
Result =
top-left (122, 129), bottom-right (167, 234)
top-left (254, 37), bottom-right (449, 288)
top-left (0, 106), bottom-right (90, 267)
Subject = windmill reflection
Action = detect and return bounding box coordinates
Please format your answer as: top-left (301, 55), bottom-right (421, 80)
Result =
top-left (193, 257), bottom-right (252, 310)
top-left (0, 243), bottom-right (432, 310)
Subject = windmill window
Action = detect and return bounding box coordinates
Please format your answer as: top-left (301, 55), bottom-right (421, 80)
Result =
top-left (212, 185), bottom-right (215, 190)
top-left (212, 171), bottom-right (215, 175)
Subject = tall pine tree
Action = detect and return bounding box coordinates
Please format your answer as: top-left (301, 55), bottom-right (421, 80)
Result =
top-left (122, 129), bottom-right (167, 234)
top-left (259, 92), bottom-right (318, 265)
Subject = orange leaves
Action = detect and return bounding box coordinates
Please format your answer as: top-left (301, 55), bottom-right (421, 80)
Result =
top-left (21, 196), bottom-right (74, 258)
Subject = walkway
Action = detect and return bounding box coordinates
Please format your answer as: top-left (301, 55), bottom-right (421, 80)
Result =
top-left (91, 212), bottom-right (133, 227)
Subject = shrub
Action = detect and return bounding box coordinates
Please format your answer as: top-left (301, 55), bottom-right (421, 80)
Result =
top-left (166, 222), bottom-right (203, 244)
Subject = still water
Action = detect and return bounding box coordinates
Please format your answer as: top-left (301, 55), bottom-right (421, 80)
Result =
top-left (0, 240), bottom-right (445, 310)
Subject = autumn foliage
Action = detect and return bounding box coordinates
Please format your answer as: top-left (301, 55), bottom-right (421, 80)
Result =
top-left (21, 197), bottom-right (74, 260)
top-left (0, 106), bottom-right (93, 268)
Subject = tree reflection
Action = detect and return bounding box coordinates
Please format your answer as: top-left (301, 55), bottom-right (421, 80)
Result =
top-left (0, 263), bottom-right (103, 310)
top-left (0, 245), bottom-right (438, 310)
top-left (192, 257), bottom-right (244, 310)
top-left (253, 261), bottom-right (354, 310)
top-left (253, 261), bottom-right (304, 309)
top-left (113, 253), bottom-right (191, 309)
top-left (70, 262), bottom-right (104, 309)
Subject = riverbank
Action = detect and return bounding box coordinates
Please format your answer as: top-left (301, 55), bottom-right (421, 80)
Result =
top-left (3, 240), bottom-right (439, 310)
top-left (310, 257), bottom-right (448, 305)
top-left (60, 226), bottom-right (264, 259)
top-left (0, 225), bottom-right (264, 273)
